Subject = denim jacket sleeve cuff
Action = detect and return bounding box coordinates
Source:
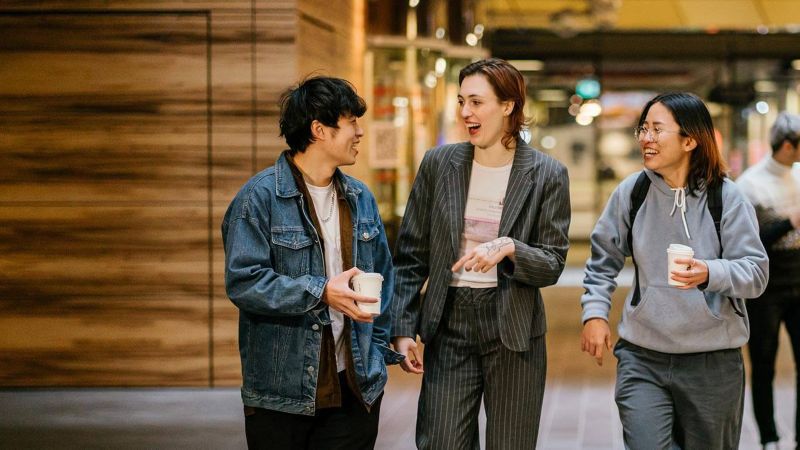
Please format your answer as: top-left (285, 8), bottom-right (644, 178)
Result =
top-left (374, 342), bottom-right (406, 365)
top-left (384, 349), bottom-right (405, 365)
top-left (306, 276), bottom-right (327, 300)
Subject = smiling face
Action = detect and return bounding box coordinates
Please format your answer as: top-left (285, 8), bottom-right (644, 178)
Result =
top-left (458, 74), bottom-right (513, 151)
top-left (321, 114), bottom-right (363, 167)
top-left (638, 102), bottom-right (696, 186)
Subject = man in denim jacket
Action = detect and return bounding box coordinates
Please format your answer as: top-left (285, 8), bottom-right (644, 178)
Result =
top-left (222, 76), bottom-right (402, 449)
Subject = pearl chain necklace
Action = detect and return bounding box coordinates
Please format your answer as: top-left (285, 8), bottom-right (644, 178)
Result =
top-left (321, 187), bottom-right (336, 223)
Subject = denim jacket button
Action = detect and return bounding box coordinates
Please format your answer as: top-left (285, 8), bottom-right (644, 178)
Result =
top-left (307, 366), bottom-right (314, 373)
top-left (312, 324), bottom-right (320, 331)
top-left (362, 232), bottom-right (369, 239)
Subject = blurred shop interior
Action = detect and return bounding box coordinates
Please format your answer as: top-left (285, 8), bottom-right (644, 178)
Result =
top-left (364, 0), bottom-right (800, 244)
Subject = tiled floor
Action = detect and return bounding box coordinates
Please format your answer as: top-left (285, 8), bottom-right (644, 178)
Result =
top-left (377, 368), bottom-right (797, 450)
top-left (0, 375), bottom-right (795, 449)
top-left (1, 268), bottom-right (797, 449)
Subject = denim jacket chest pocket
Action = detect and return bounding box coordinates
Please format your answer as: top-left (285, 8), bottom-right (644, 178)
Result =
top-left (271, 226), bottom-right (313, 277)
top-left (355, 221), bottom-right (380, 272)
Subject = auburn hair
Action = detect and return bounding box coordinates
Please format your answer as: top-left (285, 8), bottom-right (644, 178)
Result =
top-left (459, 58), bottom-right (528, 149)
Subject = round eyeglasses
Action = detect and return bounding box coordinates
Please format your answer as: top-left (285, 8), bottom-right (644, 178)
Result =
top-left (634, 126), bottom-right (681, 143)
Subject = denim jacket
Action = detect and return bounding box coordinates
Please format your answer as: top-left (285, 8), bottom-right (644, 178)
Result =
top-left (222, 152), bottom-right (403, 416)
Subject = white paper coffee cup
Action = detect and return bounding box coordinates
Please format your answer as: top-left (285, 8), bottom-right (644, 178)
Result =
top-left (352, 272), bottom-right (383, 315)
top-left (667, 244), bottom-right (694, 286)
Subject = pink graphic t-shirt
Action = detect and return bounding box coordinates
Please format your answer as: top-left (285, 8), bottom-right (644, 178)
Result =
top-left (450, 160), bottom-right (512, 288)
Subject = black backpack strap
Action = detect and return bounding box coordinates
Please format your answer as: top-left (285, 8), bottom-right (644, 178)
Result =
top-left (708, 182), bottom-right (723, 248)
top-left (628, 171), bottom-right (650, 307)
top-left (708, 181), bottom-right (745, 317)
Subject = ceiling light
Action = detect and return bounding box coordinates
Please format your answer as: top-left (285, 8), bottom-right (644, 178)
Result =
top-left (424, 72), bottom-right (437, 89)
top-left (576, 114), bottom-right (593, 126)
top-left (580, 100), bottom-right (602, 117)
top-left (434, 58), bottom-right (447, 76)
top-left (540, 136), bottom-right (557, 150)
top-left (392, 97), bottom-right (409, 108)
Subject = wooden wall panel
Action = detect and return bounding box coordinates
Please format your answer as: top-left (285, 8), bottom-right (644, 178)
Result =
top-left (0, 299), bottom-right (209, 386)
top-left (210, 10), bottom-right (263, 205)
top-left (0, 12), bottom-right (212, 386)
top-left (0, 1), bottom-right (253, 10)
top-left (254, 9), bottom-right (297, 168)
top-left (0, 206), bottom-right (209, 298)
top-left (0, 0), bottom-right (365, 387)
top-left (0, 14), bottom-right (209, 204)
top-left (213, 296), bottom-right (242, 385)
top-left (212, 201), bottom-right (239, 385)
top-left (0, 205), bottom-right (211, 386)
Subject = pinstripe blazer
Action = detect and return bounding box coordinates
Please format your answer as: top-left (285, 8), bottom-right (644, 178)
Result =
top-left (391, 141), bottom-right (571, 352)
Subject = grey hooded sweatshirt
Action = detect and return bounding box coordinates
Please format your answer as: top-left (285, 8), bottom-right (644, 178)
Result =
top-left (581, 169), bottom-right (769, 353)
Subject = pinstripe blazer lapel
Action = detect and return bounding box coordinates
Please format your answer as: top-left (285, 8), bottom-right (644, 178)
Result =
top-left (499, 144), bottom-right (536, 237)
top-left (446, 145), bottom-right (474, 261)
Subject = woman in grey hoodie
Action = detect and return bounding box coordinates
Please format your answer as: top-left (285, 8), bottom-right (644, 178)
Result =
top-left (580, 92), bottom-right (769, 449)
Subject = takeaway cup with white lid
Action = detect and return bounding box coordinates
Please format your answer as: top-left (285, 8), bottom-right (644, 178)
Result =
top-left (352, 272), bottom-right (383, 315)
top-left (667, 244), bottom-right (694, 287)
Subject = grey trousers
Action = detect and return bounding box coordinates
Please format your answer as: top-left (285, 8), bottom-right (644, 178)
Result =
top-left (416, 287), bottom-right (546, 450)
top-left (614, 339), bottom-right (744, 450)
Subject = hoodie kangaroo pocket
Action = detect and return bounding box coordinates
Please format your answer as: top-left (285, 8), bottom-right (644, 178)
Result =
top-left (628, 285), bottom-right (722, 338)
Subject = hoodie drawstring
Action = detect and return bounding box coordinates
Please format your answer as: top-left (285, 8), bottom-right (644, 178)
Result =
top-left (670, 187), bottom-right (691, 240)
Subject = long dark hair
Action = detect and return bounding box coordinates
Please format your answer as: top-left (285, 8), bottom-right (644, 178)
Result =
top-left (459, 58), bottom-right (528, 149)
top-left (637, 92), bottom-right (727, 193)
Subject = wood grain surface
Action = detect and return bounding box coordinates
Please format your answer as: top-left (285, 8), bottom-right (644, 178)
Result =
top-left (0, 1), bottom-right (362, 386)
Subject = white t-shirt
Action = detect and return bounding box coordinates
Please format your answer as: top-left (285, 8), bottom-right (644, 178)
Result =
top-left (307, 182), bottom-right (346, 372)
top-left (450, 160), bottom-right (512, 288)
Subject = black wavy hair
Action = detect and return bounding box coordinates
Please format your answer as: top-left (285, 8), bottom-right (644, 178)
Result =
top-left (279, 76), bottom-right (367, 154)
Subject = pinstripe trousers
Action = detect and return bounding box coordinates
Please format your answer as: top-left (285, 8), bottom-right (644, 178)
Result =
top-left (417, 287), bottom-right (546, 450)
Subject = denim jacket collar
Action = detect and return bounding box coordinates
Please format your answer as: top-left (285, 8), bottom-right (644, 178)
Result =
top-left (274, 151), bottom-right (362, 199)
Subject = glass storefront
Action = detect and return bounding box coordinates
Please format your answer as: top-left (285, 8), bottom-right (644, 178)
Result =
top-left (523, 56), bottom-right (800, 239)
top-left (364, 0), bottom-right (487, 245)
top-left (364, 12), bottom-right (800, 242)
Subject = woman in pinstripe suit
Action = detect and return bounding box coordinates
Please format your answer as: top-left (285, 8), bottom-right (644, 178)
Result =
top-left (391, 58), bottom-right (571, 450)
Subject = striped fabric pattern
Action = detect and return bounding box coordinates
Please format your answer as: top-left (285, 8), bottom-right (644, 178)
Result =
top-left (417, 288), bottom-right (547, 450)
top-left (391, 141), bottom-right (571, 352)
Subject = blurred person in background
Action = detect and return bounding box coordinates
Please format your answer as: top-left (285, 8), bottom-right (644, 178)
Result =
top-left (581, 92), bottom-right (768, 449)
top-left (222, 76), bottom-right (402, 450)
top-left (391, 58), bottom-right (571, 449)
top-left (737, 111), bottom-right (800, 450)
